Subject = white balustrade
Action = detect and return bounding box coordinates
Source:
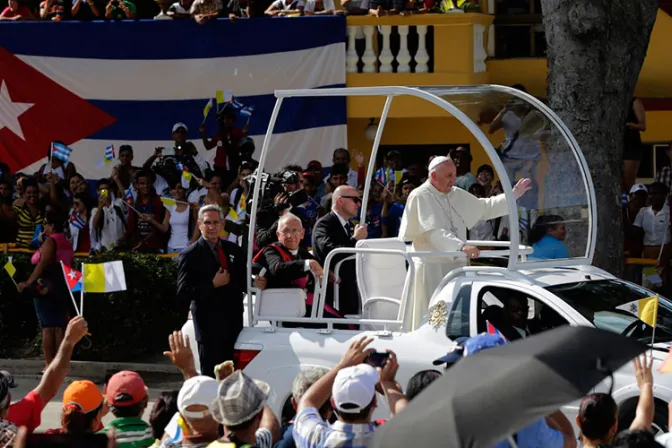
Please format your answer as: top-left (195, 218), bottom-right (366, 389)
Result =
top-left (396, 25), bottom-right (412, 73)
top-left (346, 24), bottom-right (434, 74)
top-left (473, 23), bottom-right (487, 73)
top-left (361, 26), bottom-right (377, 73)
top-left (415, 25), bottom-right (429, 73)
top-left (378, 26), bottom-right (394, 73)
top-left (487, 23), bottom-right (495, 58)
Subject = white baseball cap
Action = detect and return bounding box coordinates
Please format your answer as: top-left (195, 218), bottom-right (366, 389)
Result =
top-left (172, 122), bottom-right (188, 133)
top-left (629, 184), bottom-right (648, 195)
top-left (178, 376), bottom-right (219, 419)
top-left (331, 364), bottom-right (378, 413)
top-left (428, 155), bottom-right (451, 172)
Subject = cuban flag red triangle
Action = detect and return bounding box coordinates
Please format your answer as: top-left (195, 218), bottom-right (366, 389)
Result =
top-left (0, 47), bottom-right (117, 172)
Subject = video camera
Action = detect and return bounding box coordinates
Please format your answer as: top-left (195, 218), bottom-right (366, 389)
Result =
top-left (243, 168), bottom-right (308, 214)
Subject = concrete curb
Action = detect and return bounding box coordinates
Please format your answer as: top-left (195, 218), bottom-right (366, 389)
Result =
top-left (0, 359), bottom-right (181, 382)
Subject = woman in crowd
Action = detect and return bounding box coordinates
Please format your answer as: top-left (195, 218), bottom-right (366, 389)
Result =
top-left (529, 214), bottom-right (569, 260)
top-left (144, 179), bottom-right (196, 254)
top-left (17, 210), bottom-right (74, 369)
top-left (69, 192), bottom-right (96, 254)
top-left (13, 178), bottom-right (43, 248)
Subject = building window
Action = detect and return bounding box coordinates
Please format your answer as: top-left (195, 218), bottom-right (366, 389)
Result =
top-left (494, 0), bottom-right (545, 58)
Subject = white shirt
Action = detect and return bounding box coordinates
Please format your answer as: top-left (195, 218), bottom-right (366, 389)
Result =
top-left (272, 0), bottom-right (304, 9)
top-left (304, 0), bottom-right (334, 12)
top-left (469, 219), bottom-right (494, 241)
top-left (634, 205), bottom-right (671, 246)
top-left (154, 10), bottom-right (173, 18)
top-left (166, 205), bottom-right (190, 251)
top-left (168, 1), bottom-right (189, 13)
top-left (90, 198), bottom-right (127, 252)
top-left (333, 210), bottom-right (351, 237)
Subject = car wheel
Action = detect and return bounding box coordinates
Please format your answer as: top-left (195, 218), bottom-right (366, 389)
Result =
top-left (619, 400), bottom-right (668, 435)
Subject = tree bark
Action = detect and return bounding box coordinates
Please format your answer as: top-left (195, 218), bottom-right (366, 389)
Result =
top-left (540, 0), bottom-right (658, 275)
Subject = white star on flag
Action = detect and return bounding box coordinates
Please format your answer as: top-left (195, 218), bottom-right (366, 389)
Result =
top-left (68, 271), bottom-right (77, 280)
top-left (0, 80), bottom-right (34, 141)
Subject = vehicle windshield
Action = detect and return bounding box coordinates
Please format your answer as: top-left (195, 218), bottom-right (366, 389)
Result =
top-left (547, 280), bottom-right (672, 344)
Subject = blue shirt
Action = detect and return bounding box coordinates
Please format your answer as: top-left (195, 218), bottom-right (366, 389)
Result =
top-left (491, 418), bottom-right (563, 448)
top-left (383, 202), bottom-right (405, 238)
top-left (365, 203), bottom-right (383, 239)
top-left (530, 235), bottom-right (569, 260)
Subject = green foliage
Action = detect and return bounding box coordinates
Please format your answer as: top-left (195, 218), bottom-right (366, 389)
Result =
top-left (0, 252), bottom-right (187, 362)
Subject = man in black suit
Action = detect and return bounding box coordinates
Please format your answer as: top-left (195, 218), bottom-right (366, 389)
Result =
top-left (312, 185), bottom-right (368, 317)
top-left (177, 204), bottom-right (246, 378)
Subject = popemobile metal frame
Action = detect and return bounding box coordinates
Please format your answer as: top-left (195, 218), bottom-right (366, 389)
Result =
top-left (244, 85), bottom-right (598, 328)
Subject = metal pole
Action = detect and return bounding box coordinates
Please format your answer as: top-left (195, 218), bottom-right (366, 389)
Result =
top-left (245, 97), bottom-right (284, 327)
top-left (360, 95), bottom-right (394, 220)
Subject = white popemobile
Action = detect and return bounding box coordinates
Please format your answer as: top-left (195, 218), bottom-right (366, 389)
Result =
top-left (182, 85), bottom-right (672, 432)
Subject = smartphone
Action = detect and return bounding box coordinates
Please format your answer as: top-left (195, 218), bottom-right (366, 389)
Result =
top-left (26, 433), bottom-right (108, 448)
top-left (365, 352), bottom-right (390, 368)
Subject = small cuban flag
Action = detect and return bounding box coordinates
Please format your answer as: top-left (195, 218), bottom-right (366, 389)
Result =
top-left (123, 186), bottom-right (134, 204)
top-left (104, 145), bottom-right (115, 164)
top-left (231, 96), bottom-right (244, 109)
top-left (240, 106), bottom-right (254, 118)
top-left (52, 142), bottom-right (74, 164)
top-left (70, 213), bottom-right (86, 230)
top-left (62, 264), bottom-right (83, 293)
top-left (486, 320), bottom-right (508, 341)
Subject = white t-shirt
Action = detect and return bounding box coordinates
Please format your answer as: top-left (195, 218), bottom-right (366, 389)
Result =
top-left (166, 204), bottom-right (190, 251)
top-left (304, 0), bottom-right (334, 12)
top-left (168, 1), bottom-right (189, 13)
top-left (154, 10), bottom-right (173, 18)
top-left (634, 205), bottom-right (671, 246)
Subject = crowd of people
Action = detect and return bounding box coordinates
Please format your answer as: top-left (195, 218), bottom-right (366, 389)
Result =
top-left (0, 0), bottom-right (477, 23)
top-left (0, 318), bottom-right (669, 448)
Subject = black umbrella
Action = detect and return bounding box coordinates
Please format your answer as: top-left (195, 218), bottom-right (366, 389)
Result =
top-left (371, 326), bottom-right (647, 448)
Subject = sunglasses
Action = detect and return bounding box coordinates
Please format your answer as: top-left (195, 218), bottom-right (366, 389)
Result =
top-left (342, 195), bottom-right (362, 204)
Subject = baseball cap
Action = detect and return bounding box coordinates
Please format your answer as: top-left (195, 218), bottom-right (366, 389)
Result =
top-left (63, 380), bottom-right (104, 413)
top-left (106, 371), bottom-right (148, 407)
top-left (432, 336), bottom-right (469, 366)
top-left (331, 364), bottom-right (379, 413)
top-left (172, 123), bottom-right (188, 133)
top-left (178, 376), bottom-right (219, 420)
top-left (629, 184), bottom-right (647, 195)
top-left (463, 333), bottom-right (508, 356)
top-left (210, 371), bottom-right (270, 427)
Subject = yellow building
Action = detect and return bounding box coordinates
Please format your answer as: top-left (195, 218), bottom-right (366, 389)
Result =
top-left (344, 4), bottom-right (672, 181)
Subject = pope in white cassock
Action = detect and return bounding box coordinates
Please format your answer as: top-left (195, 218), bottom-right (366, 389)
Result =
top-left (398, 156), bottom-right (532, 329)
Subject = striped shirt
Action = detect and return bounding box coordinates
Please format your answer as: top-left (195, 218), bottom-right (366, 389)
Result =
top-left (12, 204), bottom-right (42, 248)
top-left (292, 407), bottom-right (376, 448)
top-left (101, 417), bottom-right (154, 448)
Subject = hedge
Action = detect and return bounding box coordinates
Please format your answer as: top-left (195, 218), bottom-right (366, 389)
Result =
top-left (0, 252), bottom-right (187, 362)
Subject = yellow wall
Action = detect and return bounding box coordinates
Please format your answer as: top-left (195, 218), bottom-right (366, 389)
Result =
top-left (485, 10), bottom-right (672, 99)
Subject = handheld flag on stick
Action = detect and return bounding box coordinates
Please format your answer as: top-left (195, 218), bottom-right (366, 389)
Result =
top-left (51, 142), bottom-right (74, 164)
top-left (203, 99), bottom-right (213, 124)
top-left (215, 90), bottom-right (225, 106)
top-left (83, 261), bottom-right (127, 294)
top-left (60, 262), bottom-right (82, 315)
top-left (240, 106), bottom-right (255, 125)
top-left (231, 96), bottom-right (243, 109)
top-left (160, 197), bottom-right (177, 207)
top-left (181, 169), bottom-right (192, 189)
top-left (4, 258), bottom-right (18, 290)
top-left (395, 170), bottom-right (404, 185)
top-left (70, 213), bottom-right (86, 231)
top-left (616, 296), bottom-right (659, 328)
top-left (486, 320), bottom-right (508, 341)
top-left (104, 145), bottom-right (115, 164)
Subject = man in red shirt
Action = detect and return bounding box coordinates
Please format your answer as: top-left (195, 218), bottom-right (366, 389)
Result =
top-left (199, 104), bottom-right (249, 189)
top-left (118, 170), bottom-right (165, 253)
top-left (2, 317), bottom-right (88, 434)
top-left (0, 0), bottom-right (35, 20)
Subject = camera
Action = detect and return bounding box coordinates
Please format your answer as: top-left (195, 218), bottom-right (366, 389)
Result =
top-left (243, 168), bottom-right (307, 213)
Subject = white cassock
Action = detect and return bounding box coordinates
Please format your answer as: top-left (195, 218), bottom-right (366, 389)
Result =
top-left (398, 181), bottom-right (509, 329)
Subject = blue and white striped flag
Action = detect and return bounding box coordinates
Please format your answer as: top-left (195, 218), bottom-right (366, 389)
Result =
top-left (240, 106), bottom-right (254, 117)
top-left (70, 212), bottom-right (86, 230)
top-left (231, 97), bottom-right (244, 109)
top-left (52, 142), bottom-right (73, 164)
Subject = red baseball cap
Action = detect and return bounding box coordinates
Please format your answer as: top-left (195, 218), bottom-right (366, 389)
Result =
top-left (105, 371), bottom-right (148, 407)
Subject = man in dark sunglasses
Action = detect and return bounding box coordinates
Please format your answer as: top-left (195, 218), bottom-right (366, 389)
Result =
top-left (312, 186), bottom-right (367, 317)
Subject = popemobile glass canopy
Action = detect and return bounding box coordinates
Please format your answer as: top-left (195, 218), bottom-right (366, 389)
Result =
top-left (247, 85), bottom-right (597, 272)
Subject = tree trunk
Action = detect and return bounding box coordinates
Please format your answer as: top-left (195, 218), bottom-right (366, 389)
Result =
top-left (540, 0), bottom-right (658, 275)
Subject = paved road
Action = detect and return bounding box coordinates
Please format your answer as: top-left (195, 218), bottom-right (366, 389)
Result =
top-left (10, 375), bottom-right (184, 432)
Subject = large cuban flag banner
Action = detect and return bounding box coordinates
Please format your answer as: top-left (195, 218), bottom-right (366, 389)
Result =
top-left (0, 18), bottom-right (347, 179)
